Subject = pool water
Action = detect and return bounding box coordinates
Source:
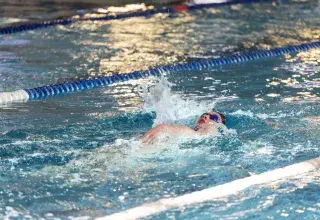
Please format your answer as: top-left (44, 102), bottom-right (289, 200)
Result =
top-left (0, 0), bottom-right (319, 219)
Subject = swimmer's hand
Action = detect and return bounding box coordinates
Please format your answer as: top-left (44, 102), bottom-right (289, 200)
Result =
top-left (140, 124), bottom-right (196, 145)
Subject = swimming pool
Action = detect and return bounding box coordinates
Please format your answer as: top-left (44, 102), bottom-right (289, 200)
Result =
top-left (0, 0), bottom-right (319, 219)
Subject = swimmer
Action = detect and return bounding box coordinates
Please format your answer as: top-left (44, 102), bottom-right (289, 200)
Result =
top-left (141, 111), bottom-right (227, 145)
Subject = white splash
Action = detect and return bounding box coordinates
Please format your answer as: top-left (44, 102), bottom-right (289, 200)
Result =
top-left (230, 109), bottom-right (304, 120)
top-left (141, 74), bottom-right (215, 126)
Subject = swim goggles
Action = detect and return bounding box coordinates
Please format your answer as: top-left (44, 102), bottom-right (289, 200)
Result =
top-left (200, 112), bottom-right (221, 123)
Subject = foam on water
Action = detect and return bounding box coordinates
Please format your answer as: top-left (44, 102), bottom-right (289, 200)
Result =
top-left (230, 109), bottom-right (305, 120)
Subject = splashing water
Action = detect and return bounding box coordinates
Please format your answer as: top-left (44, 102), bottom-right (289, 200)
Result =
top-left (141, 74), bottom-right (215, 126)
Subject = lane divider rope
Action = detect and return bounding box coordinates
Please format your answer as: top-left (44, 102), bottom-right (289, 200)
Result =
top-left (0, 41), bottom-right (319, 104)
top-left (0, 0), bottom-right (268, 35)
top-left (96, 157), bottom-right (320, 220)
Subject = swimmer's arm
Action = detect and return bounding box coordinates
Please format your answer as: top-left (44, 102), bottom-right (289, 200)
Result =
top-left (140, 124), bottom-right (197, 144)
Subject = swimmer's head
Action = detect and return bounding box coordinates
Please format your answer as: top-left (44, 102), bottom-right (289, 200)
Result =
top-left (194, 111), bottom-right (226, 130)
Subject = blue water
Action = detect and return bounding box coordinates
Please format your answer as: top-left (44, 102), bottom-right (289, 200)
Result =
top-left (0, 0), bottom-right (319, 219)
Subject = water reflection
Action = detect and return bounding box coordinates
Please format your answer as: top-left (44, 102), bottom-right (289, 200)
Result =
top-left (97, 13), bottom-right (196, 75)
top-left (74, 9), bottom-right (198, 110)
top-left (267, 49), bottom-right (319, 103)
top-left (0, 0), bottom-right (184, 26)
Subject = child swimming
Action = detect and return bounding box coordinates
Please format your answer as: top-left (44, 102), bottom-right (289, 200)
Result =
top-left (141, 111), bottom-right (227, 145)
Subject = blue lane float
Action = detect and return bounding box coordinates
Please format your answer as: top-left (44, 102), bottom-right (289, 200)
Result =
top-left (0, 0), bottom-right (268, 35)
top-left (0, 41), bottom-right (319, 104)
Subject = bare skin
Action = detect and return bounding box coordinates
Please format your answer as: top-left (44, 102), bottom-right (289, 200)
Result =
top-left (141, 112), bottom-right (226, 145)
